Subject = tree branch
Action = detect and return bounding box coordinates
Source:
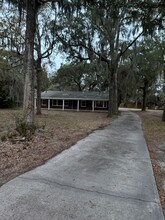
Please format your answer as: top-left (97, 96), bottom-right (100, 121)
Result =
top-left (119, 31), bottom-right (144, 58)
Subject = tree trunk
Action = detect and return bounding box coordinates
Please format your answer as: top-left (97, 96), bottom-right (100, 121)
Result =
top-left (112, 66), bottom-right (118, 114)
top-left (142, 78), bottom-right (148, 111)
top-left (108, 83), bottom-right (114, 117)
top-left (109, 31), bottom-right (119, 115)
top-left (107, 60), bottom-right (119, 117)
top-left (162, 72), bottom-right (165, 121)
top-left (107, 63), bottom-right (113, 117)
top-left (36, 58), bottom-right (42, 115)
top-left (162, 104), bottom-right (165, 121)
top-left (23, 1), bottom-right (36, 124)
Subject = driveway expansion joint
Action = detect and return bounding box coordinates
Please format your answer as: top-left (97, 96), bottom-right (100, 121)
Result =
top-left (19, 176), bottom-right (160, 206)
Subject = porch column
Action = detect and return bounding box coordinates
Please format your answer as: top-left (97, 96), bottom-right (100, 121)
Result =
top-left (62, 100), bottom-right (65, 110)
top-left (77, 100), bottom-right (79, 112)
top-left (48, 99), bottom-right (50, 110)
top-left (92, 100), bottom-right (95, 112)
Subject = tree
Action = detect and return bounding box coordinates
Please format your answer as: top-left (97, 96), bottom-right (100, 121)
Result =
top-left (2, 0), bottom-right (165, 121)
top-left (0, 6), bottom-right (25, 107)
top-left (2, 0), bottom-right (41, 124)
top-left (161, 37), bottom-right (165, 121)
top-left (54, 0), bottom-right (158, 116)
top-left (20, 0), bottom-right (36, 124)
top-left (117, 63), bottom-right (137, 107)
top-left (51, 62), bottom-right (107, 92)
top-left (34, 8), bottom-right (56, 115)
top-left (2, 0), bottom-right (78, 124)
top-left (0, 50), bottom-right (24, 107)
top-left (0, 3), bottom-right (52, 114)
top-left (0, 5), bottom-right (25, 55)
top-left (132, 37), bottom-right (164, 111)
top-left (117, 35), bottom-right (165, 110)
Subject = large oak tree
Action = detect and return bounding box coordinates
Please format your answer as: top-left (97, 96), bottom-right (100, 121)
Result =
top-left (2, 0), bottom-right (165, 121)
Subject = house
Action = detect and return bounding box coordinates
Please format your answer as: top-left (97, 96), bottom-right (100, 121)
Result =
top-left (38, 90), bottom-right (109, 112)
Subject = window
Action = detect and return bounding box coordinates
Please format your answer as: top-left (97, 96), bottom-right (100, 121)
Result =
top-left (95, 101), bottom-right (107, 108)
top-left (58, 100), bottom-right (63, 106)
top-left (81, 100), bottom-right (86, 107)
top-left (42, 99), bottom-right (47, 106)
top-left (52, 100), bottom-right (63, 106)
top-left (64, 100), bottom-right (69, 106)
top-left (52, 100), bottom-right (57, 106)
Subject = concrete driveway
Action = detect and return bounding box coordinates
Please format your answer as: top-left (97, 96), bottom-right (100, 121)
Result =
top-left (0, 111), bottom-right (164, 220)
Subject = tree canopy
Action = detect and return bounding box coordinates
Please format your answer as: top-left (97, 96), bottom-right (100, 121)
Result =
top-left (0, 0), bottom-right (165, 121)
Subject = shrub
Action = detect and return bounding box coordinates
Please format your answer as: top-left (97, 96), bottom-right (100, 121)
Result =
top-left (1, 134), bottom-right (7, 142)
top-left (15, 117), bottom-right (37, 138)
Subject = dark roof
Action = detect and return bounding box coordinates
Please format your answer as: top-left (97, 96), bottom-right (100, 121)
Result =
top-left (41, 91), bottom-right (109, 101)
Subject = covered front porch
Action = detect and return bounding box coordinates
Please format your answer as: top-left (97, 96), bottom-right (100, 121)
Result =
top-left (37, 98), bottom-right (108, 112)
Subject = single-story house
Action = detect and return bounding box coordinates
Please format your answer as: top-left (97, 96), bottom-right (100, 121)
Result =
top-left (37, 90), bottom-right (109, 112)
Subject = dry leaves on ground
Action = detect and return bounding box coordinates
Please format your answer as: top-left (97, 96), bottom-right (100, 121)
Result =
top-left (1, 108), bottom-right (165, 216)
top-left (0, 109), bottom-right (113, 186)
top-left (136, 110), bottom-right (165, 216)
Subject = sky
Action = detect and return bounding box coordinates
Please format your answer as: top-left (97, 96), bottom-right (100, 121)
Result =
top-left (44, 52), bottom-right (67, 77)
